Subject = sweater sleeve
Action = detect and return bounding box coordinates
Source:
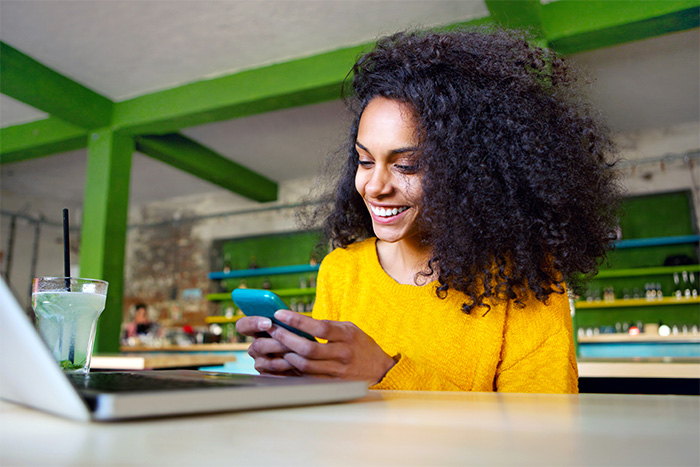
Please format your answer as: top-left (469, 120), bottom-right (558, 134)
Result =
top-left (494, 290), bottom-right (579, 394)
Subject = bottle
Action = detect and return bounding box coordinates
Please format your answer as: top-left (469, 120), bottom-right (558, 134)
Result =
top-left (682, 271), bottom-right (690, 298)
top-left (673, 272), bottom-right (682, 299)
top-left (655, 283), bottom-right (663, 299)
top-left (690, 272), bottom-right (697, 298)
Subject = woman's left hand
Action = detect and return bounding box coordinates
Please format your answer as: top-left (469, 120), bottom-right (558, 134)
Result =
top-left (267, 310), bottom-right (396, 385)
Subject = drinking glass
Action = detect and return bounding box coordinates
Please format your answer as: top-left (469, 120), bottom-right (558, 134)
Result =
top-left (31, 277), bottom-right (108, 373)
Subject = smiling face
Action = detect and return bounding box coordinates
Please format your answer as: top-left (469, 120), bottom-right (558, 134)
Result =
top-left (354, 97), bottom-right (423, 245)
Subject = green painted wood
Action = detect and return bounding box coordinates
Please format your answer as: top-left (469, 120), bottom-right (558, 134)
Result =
top-left (111, 44), bottom-right (370, 135)
top-left (135, 134), bottom-right (278, 202)
top-left (485, 0), bottom-right (544, 35)
top-left (596, 264), bottom-right (700, 279)
top-left (0, 117), bottom-right (87, 164)
top-left (542, 0), bottom-right (700, 54)
top-left (79, 129), bottom-right (134, 353)
top-left (0, 41), bottom-right (113, 129)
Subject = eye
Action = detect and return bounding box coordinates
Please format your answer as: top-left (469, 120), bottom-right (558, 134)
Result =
top-left (358, 160), bottom-right (374, 167)
top-left (395, 164), bottom-right (418, 174)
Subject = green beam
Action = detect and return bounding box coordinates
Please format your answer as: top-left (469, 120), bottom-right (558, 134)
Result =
top-left (0, 41), bottom-right (113, 129)
top-left (485, 0), bottom-right (544, 35)
top-left (79, 129), bottom-right (133, 353)
top-left (0, 117), bottom-right (87, 164)
top-left (542, 0), bottom-right (700, 55)
top-left (112, 44), bottom-right (370, 135)
top-left (135, 134), bottom-right (278, 202)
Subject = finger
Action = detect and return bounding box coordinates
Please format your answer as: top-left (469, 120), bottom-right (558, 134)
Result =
top-left (235, 316), bottom-right (272, 337)
top-left (267, 323), bottom-right (330, 360)
top-left (274, 310), bottom-right (348, 342)
top-left (282, 352), bottom-right (352, 379)
top-left (248, 336), bottom-right (291, 358)
top-left (253, 354), bottom-right (298, 375)
top-left (267, 324), bottom-right (353, 364)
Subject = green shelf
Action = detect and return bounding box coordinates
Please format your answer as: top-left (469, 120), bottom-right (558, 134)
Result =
top-left (575, 297), bottom-right (700, 309)
top-left (594, 264), bottom-right (700, 279)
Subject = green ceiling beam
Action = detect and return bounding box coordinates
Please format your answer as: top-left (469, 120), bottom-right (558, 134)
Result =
top-left (112, 44), bottom-right (369, 136)
top-left (0, 117), bottom-right (87, 164)
top-left (135, 133), bottom-right (278, 202)
top-left (0, 41), bottom-right (113, 129)
top-left (485, 0), bottom-right (544, 35)
top-left (542, 0), bottom-right (700, 55)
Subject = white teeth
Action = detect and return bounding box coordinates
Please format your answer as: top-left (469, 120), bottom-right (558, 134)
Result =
top-left (371, 205), bottom-right (408, 217)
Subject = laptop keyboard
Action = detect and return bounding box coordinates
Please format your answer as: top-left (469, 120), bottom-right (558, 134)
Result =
top-left (68, 371), bottom-right (259, 393)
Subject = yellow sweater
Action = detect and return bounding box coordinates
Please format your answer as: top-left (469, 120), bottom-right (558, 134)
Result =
top-left (312, 238), bottom-right (578, 393)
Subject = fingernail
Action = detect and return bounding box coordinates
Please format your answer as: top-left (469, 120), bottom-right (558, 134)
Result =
top-left (259, 318), bottom-right (272, 330)
top-left (274, 310), bottom-right (289, 321)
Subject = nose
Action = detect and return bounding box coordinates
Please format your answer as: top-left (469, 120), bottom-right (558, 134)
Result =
top-left (364, 165), bottom-right (393, 198)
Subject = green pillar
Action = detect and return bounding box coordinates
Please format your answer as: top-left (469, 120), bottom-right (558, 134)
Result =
top-left (79, 129), bottom-right (133, 353)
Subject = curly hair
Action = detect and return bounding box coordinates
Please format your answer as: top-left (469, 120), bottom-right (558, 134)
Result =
top-left (318, 27), bottom-right (622, 314)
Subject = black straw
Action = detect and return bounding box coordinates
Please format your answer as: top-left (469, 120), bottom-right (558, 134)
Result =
top-left (62, 209), bottom-right (71, 291)
top-left (62, 208), bottom-right (74, 364)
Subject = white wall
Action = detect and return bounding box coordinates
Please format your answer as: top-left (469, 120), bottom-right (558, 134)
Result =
top-left (615, 121), bottom-right (700, 228)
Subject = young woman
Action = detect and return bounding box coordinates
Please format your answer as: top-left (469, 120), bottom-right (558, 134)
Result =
top-left (236, 28), bottom-right (621, 393)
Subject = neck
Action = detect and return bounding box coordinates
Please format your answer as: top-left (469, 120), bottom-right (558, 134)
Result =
top-left (376, 237), bottom-right (434, 285)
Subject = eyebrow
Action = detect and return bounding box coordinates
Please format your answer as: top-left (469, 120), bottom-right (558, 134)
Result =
top-left (355, 141), bottom-right (418, 156)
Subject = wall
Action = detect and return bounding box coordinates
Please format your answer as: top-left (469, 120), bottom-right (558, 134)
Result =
top-left (616, 121), bottom-right (700, 228)
top-left (121, 176), bottom-right (318, 329)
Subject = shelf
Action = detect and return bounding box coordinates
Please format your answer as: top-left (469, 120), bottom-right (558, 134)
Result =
top-left (579, 334), bottom-right (700, 344)
top-left (209, 264), bottom-right (320, 280)
top-left (206, 287), bottom-right (317, 302)
top-left (575, 297), bottom-right (700, 309)
top-left (614, 234), bottom-right (699, 249)
top-left (594, 264), bottom-right (700, 279)
top-left (205, 312), bottom-right (312, 324)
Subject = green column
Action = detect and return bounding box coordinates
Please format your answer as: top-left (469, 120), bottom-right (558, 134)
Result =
top-left (79, 129), bottom-right (133, 353)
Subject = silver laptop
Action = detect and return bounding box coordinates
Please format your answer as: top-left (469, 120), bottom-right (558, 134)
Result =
top-left (0, 278), bottom-right (367, 421)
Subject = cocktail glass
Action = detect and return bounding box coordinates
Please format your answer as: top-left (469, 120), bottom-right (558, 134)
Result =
top-left (31, 277), bottom-right (108, 373)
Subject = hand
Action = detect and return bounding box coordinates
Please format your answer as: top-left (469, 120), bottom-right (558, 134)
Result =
top-left (235, 314), bottom-right (300, 376)
top-left (267, 310), bottom-right (397, 384)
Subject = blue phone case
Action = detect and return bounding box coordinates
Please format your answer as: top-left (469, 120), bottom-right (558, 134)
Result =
top-left (231, 289), bottom-right (315, 340)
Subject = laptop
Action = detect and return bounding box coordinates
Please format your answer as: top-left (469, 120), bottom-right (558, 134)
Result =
top-left (0, 278), bottom-right (367, 421)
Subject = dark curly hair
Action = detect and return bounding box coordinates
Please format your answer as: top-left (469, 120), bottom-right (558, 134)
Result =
top-left (314, 27), bottom-right (622, 314)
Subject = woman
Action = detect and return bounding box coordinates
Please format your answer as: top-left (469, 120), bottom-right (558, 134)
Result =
top-left (236, 28), bottom-right (621, 392)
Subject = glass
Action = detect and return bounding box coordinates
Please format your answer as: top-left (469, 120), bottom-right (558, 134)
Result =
top-left (31, 277), bottom-right (108, 374)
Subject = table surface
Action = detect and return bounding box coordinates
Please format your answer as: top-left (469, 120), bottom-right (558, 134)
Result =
top-left (1, 390), bottom-right (698, 466)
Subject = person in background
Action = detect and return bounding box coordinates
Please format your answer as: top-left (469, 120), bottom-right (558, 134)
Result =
top-left (237, 27), bottom-right (621, 392)
top-left (126, 303), bottom-right (154, 338)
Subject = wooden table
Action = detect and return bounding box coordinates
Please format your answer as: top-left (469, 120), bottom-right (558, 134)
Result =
top-left (91, 353), bottom-right (237, 370)
top-left (578, 357), bottom-right (700, 378)
top-left (1, 390), bottom-right (698, 466)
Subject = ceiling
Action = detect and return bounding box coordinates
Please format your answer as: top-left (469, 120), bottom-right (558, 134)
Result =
top-left (1, 1), bottom-right (699, 223)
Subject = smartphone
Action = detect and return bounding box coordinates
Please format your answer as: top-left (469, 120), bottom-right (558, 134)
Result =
top-left (231, 288), bottom-right (316, 341)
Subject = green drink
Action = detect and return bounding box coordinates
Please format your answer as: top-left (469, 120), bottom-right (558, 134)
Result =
top-left (31, 278), bottom-right (108, 374)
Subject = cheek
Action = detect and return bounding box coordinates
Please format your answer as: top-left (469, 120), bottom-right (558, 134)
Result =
top-left (354, 172), bottom-right (365, 197)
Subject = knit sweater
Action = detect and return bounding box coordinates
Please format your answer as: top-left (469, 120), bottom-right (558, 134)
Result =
top-left (312, 238), bottom-right (578, 393)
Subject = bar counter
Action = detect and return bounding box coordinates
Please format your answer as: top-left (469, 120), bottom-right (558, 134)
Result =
top-left (1, 390), bottom-right (698, 466)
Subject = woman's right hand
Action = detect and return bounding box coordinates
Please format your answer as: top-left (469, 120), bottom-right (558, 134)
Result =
top-left (235, 315), bottom-right (301, 376)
